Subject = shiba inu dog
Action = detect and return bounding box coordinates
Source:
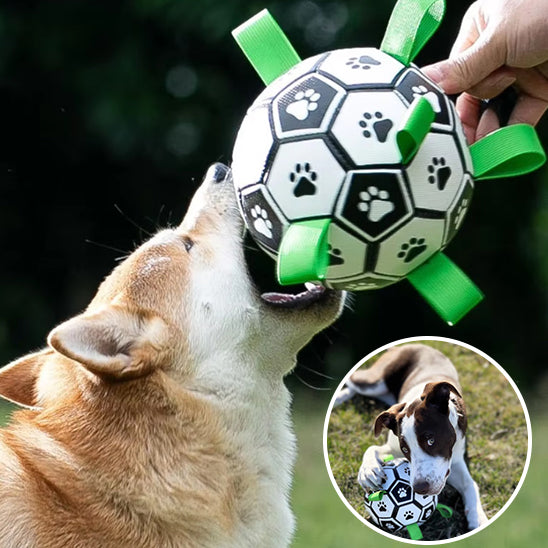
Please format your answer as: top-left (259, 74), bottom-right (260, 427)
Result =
top-left (0, 163), bottom-right (344, 547)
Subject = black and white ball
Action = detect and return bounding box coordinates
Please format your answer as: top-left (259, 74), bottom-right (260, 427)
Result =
top-left (363, 457), bottom-right (438, 533)
top-left (232, 48), bottom-right (473, 289)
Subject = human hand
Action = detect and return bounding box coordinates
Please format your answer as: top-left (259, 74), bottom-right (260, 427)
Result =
top-left (422, 0), bottom-right (548, 143)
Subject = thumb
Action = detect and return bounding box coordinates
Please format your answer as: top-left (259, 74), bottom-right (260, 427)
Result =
top-left (423, 33), bottom-right (505, 95)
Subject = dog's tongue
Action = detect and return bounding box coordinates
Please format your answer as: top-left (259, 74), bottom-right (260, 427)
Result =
top-left (261, 283), bottom-right (326, 308)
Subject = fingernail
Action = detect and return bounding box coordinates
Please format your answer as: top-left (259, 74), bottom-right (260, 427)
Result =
top-left (422, 63), bottom-right (444, 85)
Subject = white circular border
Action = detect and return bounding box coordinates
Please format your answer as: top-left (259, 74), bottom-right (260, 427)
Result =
top-left (322, 335), bottom-right (533, 545)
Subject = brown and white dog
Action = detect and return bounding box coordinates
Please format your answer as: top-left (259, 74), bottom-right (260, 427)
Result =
top-left (0, 163), bottom-right (344, 548)
top-left (335, 343), bottom-right (488, 531)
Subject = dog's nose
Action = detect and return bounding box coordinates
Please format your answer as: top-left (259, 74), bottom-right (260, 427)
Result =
top-left (206, 162), bottom-right (230, 183)
top-left (413, 480), bottom-right (431, 495)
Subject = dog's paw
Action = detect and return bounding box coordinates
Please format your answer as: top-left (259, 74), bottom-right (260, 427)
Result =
top-left (465, 507), bottom-right (489, 530)
top-left (357, 451), bottom-right (387, 492)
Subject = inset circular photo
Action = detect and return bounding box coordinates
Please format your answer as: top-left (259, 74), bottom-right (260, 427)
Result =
top-left (324, 337), bottom-right (531, 544)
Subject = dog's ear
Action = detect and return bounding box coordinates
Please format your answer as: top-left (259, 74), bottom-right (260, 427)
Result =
top-left (423, 382), bottom-right (460, 414)
top-left (48, 306), bottom-right (171, 381)
top-left (0, 350), bottom-right (50, 408)
top-left (374, 402), bottom-right (405, 437)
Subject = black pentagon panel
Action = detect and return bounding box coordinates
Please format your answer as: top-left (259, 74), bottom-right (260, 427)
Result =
top-left (339, 171), bottom-right (412, 241)
top-left (389, 479), bottom-right (413, 504)
top-left (444, 175), bottom-right (474, 246)
top-left (273, 74), bottom-right (344, 137)
top-left (239, 185), bottom-right (286, 254)
top-left (378, 518), bottom-right (402, 533)
top-left (395, 68), bottom-right (452, 128)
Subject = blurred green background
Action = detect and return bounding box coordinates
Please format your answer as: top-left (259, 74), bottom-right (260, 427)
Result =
top-left (0, 0), bottom-right (547, 546)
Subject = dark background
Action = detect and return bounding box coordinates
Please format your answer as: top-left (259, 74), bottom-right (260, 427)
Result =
top-left (0, 0), bottom-right (547, 390)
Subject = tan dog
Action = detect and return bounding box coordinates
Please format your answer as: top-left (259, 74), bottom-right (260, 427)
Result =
top-left (0, 164), bottom-right (344, 548)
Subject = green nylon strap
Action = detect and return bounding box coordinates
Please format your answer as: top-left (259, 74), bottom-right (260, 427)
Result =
top-left (380, 0), bottom-right (445, 65)
top-left (436, 503), bottom-right (453, 519)
top-left (470, 124), bottom-right (546, 180)
top-left (406, 523), bottom-right (423, 540)
top-left (232, 9), bottom-right (301, 85)
top-left (367, 490), bottom-right (386, 502)
top-left (397, 96), bottom-right (435, 164)
top-left (277, 219), bottom-right (330, 285)
top-left (383, 454), bottom-right (394, 462)
top-left (407, 252), bottom-right (484, 325)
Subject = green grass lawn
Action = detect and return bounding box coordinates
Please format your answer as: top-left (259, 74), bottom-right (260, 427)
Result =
top-left (324, 341), bottom-right (529, 541)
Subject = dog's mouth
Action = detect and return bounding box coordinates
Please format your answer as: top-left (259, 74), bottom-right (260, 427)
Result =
top-left (261, 282), bottom-right (327, 309)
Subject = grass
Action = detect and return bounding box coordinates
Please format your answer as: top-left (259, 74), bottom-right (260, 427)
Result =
top-left (325, 340), bottom-right (529, 542)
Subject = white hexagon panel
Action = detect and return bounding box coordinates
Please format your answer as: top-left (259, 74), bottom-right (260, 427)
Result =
top-left (267, 139), bottom-right (346, 220)
top-left (324, 223), bottom-right (368, 281)
top-left (328, 273), bottom-right (398, 291)
top-left (336, 169), bottom-right (413, 242)
top-left (368, 494), bottom-right (396, 524)
top-left (232, 105), bottom-right (274, 190)
top-left (253, 53), bottom-right (325, 104)
top-left (394, 502), bottom-right (423, 527)
top-left (239, 184), bottom-right (288, 254)
top-left (394, 67), bottom-right (453, 130)
top-left (374, 217), bottom-right (445, 277)
top-left (272, 73), bottom-right (345, 139)
top-left (318, 47), bottom-right (405, 87)
top-left (444, 174), bottom-right (474, 246)
top-left (331, 90), bottom-right (407, 166)
top-left (406, 133), bottom-right (465, 212)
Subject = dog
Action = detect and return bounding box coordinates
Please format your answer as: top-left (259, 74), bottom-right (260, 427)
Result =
top-left (0, 163), bottom-right (344, 548)
top-left (335, 343), bottom-right (488, 531)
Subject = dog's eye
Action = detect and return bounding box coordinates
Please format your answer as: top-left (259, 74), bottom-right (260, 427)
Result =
top-left (427, 438), bottom-right (435, 446)
top-left (402, 446), bottom-right (409, 454)
top-left (182, 237), bottom-right (194, 252)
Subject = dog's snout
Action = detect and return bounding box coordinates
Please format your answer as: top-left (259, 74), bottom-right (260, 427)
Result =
top-left (206, 162), bottom-right (230, 184)
top-left (413, 480), bottom-right (431, 495)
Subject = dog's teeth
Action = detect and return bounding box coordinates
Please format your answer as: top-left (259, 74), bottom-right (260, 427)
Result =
top-left (305, 282), bottom-right (317, 291)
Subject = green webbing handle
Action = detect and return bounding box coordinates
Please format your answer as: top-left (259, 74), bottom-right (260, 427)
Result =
top-left (397, 96), bottom-right (435, 164)
top-left (406, 523), bottom-right (423, 540)
top-left (407, 252), bottom-right (484, 325)
top-left (470, 124), bottom-right (546, 180)
top-left (381, 0), bottom-right (445, 66)
top-left (367, 490), bottom-right (386, 502)
top-left (232, 9), bottom-right (301, 85)
top-left (436, 503), bottom-right (453, 518)
top-left (277, 219), bottom-right (330, 285)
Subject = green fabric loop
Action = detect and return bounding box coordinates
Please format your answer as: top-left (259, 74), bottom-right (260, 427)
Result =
top-left (470, 124), bottom-right (546, 180)
top-left (436, 503), bottom-right (454, 519)
top-left (406, 523), bottom-right (423, 540)
top-left (232, 9), bottom-right (301, 85)
top-left (380, 0), bottom-right (445, 65)
top-left (407, 252), bottom-right (484, 325)
top-left (383, 454), bottom-right (394, 462)
top-left (367, 490), bottom-right (386, 502)
top-left (397, 96), bottom-right (435, 164)
top-left (277, 219), bottom-right (330, 285)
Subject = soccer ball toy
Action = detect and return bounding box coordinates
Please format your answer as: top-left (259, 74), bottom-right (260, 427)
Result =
top-left (363, 457), bottom-right (444, 540)
top-left (231, 0), bottom-right (545, 324)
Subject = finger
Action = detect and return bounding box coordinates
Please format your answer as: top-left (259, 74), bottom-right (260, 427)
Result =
top-left (456, 93), bottom-right (482, 144)
top-left (508, 94), bottom-right (548, 126)
top-left (422, 32), bottom-right (504, 95)
top-left (466, 67), bottom-right (516, 100)
top-left (475, 108), bottom-right (501, 141)
top-left (449, 2), bottom-right (481, 58)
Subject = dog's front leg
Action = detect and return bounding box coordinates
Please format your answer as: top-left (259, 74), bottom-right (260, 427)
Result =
top-left (358, 433), bottom-right (402, 492)
top-left (447, 458), bottom-right (488, 530)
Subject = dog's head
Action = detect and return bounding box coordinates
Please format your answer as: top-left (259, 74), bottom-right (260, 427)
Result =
top-left (0, 163), bottom-right (344, 408)
top-left (374, 381), bottom-right (466, 495)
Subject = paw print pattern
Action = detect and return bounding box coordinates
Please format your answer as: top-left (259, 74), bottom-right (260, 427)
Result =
top-left (289, 163), bottom-right (318, 197)
top-left (424, 509), bottom-right (433, 519)
top-left (377, 502), bottom-right (388, 513)
top-left (428, 157), bottom-right (452, 190)
top-left (250, 205), bottom-right (273, 239)
top-left (328, 244), bottom-right (344, 266)
top-left (357, 186), bottom-right (395, 222)
top-left (398, 238), bottom-right (427, 263)
top-left (359, 112), bottom-right (393, 143)
top-left (345, 280), bottom-right (381, 290)
top-left (397, 487), bottom-right (408, 498)
top-left (411, 85), bottom-right (441, 113)
top-left (286, 89), bottom-right (321, 121)
top-left (404, 466), bottom-right (410, 475)
top-left (346, 55), bottom-right (381, 70)
top-left (403, 510), bottom-right (414, 520)
top-left (454, 197), bottom-right (470, 230)
top-left (385, 523), bottom-right (396, 530)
